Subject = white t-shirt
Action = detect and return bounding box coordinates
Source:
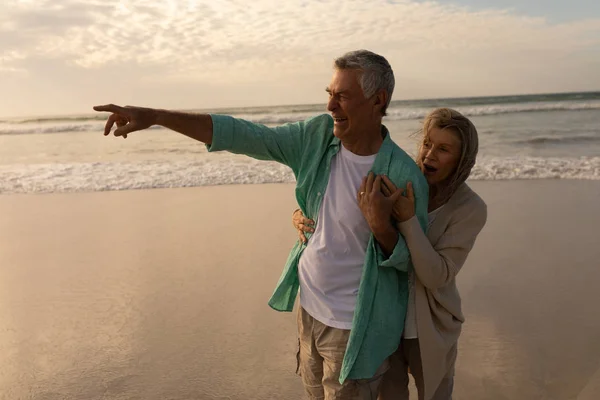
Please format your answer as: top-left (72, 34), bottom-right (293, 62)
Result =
top-left (298, 145), bottom-right (376, 330)
top-left (403, 205), bottom-right (444, 339)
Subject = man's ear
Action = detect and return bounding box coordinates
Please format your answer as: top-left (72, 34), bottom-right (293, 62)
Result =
top-left (373, 89), bottom-right (388, 115)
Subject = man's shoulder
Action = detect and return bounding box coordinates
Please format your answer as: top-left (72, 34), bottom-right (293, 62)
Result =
top-left (388, 142), bottom-right (416, 163)
top-left (387, 142), bottom-right (425, 179)
top-left (292, 114), bottom-right (335, 150)
top-left (382, 139), bottom-right (428, 203)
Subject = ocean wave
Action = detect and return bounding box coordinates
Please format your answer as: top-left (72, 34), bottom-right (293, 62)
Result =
top-left (386, 101), bottom-right (600, 121)
top-left (180, 101), bottom-right (600, 125)
top-left (514, 134), bottom-right (600, 145)
top-left (2, 98), bottom-right (600, 135)
top-left (1, 156), bottom-right (598, 195)
top-left (0, 123), bottom-right (162, 136)
top-left (0, 159), bottom-right (295, 195)
top-left (469, 156), bottom-right (600, 180)
top-left (0, 115), bottom-right (106, 124)
top-left (220, 100), bottom-right (600, 125)
top-left (227, 100), bottom-right (600, 124)
top-left (0, 124), bottom-right (101, 135)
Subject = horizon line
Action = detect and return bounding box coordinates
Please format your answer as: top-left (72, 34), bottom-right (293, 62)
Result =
top-left (2, 89), bottom-right (599, 120)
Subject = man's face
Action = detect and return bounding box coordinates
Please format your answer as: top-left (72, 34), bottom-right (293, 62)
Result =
top-left (326, 69), bottom-right (378, 141)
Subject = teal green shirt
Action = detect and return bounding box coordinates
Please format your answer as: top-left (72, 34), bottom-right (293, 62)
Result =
top-left (207, 113), bottom-right (428, 383)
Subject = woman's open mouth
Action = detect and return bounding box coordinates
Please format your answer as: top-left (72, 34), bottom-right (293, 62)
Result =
top-left (423, 164), bottom-right (437, 174)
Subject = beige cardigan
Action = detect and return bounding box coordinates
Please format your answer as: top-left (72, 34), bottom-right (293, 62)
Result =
top-left (398, 183), bottom-right (487, 400)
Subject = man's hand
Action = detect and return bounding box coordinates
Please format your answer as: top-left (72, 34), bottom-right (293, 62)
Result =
top-left (357, 173), bottom-right (402, 256)
top-left (381, 176), bottom-right (416, 223)
top-left (93, 104), bottom-right (158, 139)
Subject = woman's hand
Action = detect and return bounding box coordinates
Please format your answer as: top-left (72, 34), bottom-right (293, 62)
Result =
top-left (381, 176), bottom-right (416, 223)
top-left (357, 173), bottom-right (402, 256)
top-left (357, 173), bottom-right (402, 233)
top-left (292, 209), bottom-right (315, 244)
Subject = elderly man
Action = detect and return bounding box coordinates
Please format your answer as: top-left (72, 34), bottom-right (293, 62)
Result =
top-left (94, 49), bottom-right (428, 399)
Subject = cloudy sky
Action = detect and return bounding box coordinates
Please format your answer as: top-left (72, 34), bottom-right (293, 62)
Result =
top-left (1, 0), bottom-right (599, 117)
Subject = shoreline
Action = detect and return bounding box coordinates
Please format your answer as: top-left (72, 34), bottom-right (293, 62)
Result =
top-left (1, 177), bottom-right (599, 198)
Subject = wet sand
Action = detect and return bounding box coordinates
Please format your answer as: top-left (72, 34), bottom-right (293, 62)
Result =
top-left (0, 181), bottom-right (599, 399)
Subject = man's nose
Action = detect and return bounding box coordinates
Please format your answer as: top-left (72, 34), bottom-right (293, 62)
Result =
top-left (327, 97), bottom-right (338, 112)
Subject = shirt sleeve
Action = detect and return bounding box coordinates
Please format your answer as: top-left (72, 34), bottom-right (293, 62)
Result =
top-left (206, 114), bottom-right (307, 173)
top-left (377, 170), bottom-right (429, 271)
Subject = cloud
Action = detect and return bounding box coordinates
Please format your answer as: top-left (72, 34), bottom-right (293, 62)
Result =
top-left (1, 0), bottom-right (599, 116)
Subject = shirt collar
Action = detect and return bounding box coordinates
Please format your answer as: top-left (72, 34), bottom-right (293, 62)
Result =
top-left (328, 124), bottom-right (394, 174)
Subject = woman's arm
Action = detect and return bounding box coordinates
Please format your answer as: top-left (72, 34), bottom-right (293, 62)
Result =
top-left (398, 199), bottom-right (487, 289)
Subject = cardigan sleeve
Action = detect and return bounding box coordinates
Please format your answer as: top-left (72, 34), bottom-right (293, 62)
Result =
top-left (397, 195), bottom-right (487, 289)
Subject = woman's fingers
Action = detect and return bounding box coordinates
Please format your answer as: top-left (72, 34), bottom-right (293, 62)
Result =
top-left (372, 175), bottom-right (382, 193)
top-left (301, 217), bottom-right (315, 226)
top-left (382, 175), bottom-right (398, 192)
top-left (298, 219), bottom-right (314, 243)
top-left (406, 181), bottom-right (415, 202)
top-left (299, 230), bottom-right (307, 244)
top-left (381, 183), bottom-right (392, 197)
top-left (298, 223), bottom-right (315, 233)
top-left (292, 209), bottom-right (304, 228)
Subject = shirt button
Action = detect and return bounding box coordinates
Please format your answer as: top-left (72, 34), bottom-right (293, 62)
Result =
top-left (317, 192), bottom-right (321, 196)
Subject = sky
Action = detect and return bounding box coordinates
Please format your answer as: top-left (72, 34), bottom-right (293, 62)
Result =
top-left (1, 0), bottom-right (599, 117)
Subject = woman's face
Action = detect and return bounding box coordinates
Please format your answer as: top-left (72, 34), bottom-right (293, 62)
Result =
top-left (419, 126), bottom-right (462, 186)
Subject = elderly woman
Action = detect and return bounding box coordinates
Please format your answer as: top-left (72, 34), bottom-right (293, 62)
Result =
top-left (293, 108), bottom-right (487, 400)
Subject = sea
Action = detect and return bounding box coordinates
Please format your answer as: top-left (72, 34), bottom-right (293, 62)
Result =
top-left (1, 91), bottom-right (599, 194)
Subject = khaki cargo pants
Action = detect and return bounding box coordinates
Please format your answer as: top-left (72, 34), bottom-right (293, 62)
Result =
top-left (296, 306), bottom-right (389, 400)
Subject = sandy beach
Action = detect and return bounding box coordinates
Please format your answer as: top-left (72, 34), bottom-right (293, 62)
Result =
top-left (1, 180), bottom-right (599, 400)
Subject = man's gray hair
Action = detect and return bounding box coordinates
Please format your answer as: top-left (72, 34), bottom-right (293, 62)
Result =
top-left (334, 50), bottom-right (395, 116)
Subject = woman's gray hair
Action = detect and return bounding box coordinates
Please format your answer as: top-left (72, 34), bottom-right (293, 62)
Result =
top-left (334, 50), bottom-right (395, 116)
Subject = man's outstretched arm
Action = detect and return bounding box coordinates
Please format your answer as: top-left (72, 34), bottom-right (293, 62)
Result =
top-left (94, 103), bottom-right (320, 172)
top-left (93, 104), bottom-right (214, 144)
